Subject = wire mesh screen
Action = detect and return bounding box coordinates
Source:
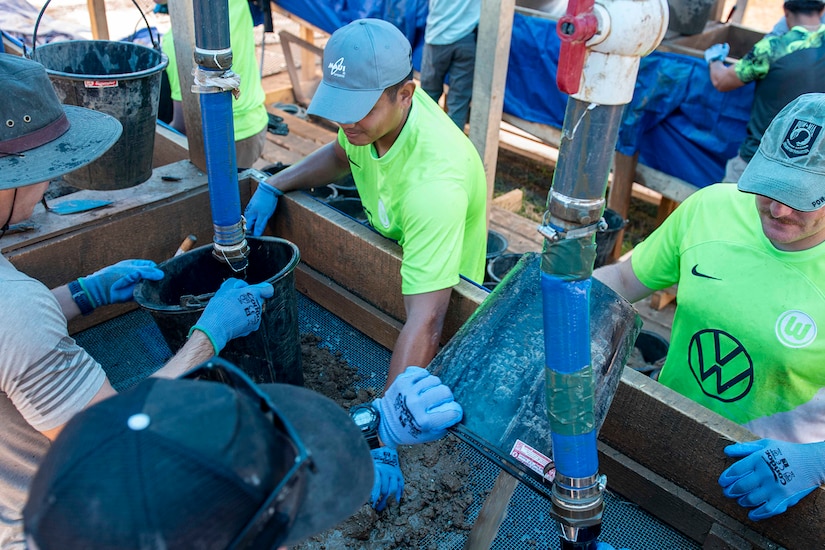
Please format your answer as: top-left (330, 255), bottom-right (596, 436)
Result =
top-left (74, 296), bottom-right (699, 549)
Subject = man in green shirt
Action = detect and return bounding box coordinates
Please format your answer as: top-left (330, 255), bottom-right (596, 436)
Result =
top-left (243, 18), bottom-right (486, 513)
top-left (595, 94), bottom-right (825, 522)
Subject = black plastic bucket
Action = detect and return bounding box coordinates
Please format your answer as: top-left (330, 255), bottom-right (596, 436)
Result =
top-left (31, 40), bottom-right (167, 189)
top-left (486, 230), bottom-right (508, 261)
top-left (327, 197), bottom-right (367, 223)
top-left (486, 252), bottom-right (523, 288)
top-left (134, 237), bottom-right (303, 386)
top-left (634, 330), bottom-right (669, 363)
top-left (594, 208), bottom-right (627, 269)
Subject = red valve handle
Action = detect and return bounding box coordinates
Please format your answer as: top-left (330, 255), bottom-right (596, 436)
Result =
top-left (556, 0), bottom-right (598, 95)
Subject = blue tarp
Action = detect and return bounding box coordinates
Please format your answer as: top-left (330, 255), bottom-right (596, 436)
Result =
top-left (274, 2), bottom-right (755, 189)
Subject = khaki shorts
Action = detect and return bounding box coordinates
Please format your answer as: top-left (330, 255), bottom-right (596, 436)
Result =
top-left (235, 126), bottom-right (267, 169)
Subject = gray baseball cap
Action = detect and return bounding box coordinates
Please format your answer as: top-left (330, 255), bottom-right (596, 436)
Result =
top-left (308, 18), bottom-right (412, 125)
top-left (738, 93), bottom-right (825, 211)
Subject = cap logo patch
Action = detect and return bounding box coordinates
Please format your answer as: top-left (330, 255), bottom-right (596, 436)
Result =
top-left (328, 57), bottom-right (346, 79)
top-left (781, 118), bottom-right (822, 158)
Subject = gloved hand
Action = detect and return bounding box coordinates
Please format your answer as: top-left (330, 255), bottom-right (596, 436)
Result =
top-left (370, 447), bottom-right (404, 512)
top-left (244, 181), bottom-right (283, 236)
top-left (704, 42), bottom-right (730, 64)
top-left (595, 543), bottom-right (630, 550)
top-left (375, 366), bottom-right (463, 449)
top-left (78, 259), bottom-right (164, 308)
top-left (718, 439), bottom-right (825, 521)
top-left (189, 278), bottom-right (274, 354)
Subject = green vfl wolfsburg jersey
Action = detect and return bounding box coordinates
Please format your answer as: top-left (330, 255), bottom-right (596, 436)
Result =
top-left (631, 184), bottom-right (825, 443)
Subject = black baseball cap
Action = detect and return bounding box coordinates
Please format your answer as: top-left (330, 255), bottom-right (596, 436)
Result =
top-left (23, 370), bottom-right (373, 549)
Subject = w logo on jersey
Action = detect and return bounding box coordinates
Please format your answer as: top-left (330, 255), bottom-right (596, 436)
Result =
top-left (775, 310), bottom-right (817, 348)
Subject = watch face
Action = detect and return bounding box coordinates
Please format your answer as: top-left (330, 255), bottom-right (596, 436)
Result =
top-left (351, 404), bottom-right (379, 431)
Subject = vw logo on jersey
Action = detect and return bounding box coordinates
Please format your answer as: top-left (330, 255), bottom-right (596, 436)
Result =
top-left (377, 199), bottom-right (390, 229)
top-left (688, 329), bottom-right (753, 403)
top-left (775, 310), bottom-right (817, 349)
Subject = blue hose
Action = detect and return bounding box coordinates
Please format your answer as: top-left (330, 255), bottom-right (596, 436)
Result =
top-left (200, 91), bottom-right (240, 228)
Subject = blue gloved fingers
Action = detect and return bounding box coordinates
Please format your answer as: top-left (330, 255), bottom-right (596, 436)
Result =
top-left (190, 278), bottom-right (275, 354)
top-left (370, 448), bottom-right (404, 512)
top-left (723, 441), bottom-right (767, 458)
top-left (244, 182), bottom-right (282, 237)
top-left (80, 259), bottom-right (164, 307)
top-left (395, 365), bottom-right (430, 385)
top-left (425, 400), bottom-right (463, 431)
top-left (748, 487), bottom-right (817, 521)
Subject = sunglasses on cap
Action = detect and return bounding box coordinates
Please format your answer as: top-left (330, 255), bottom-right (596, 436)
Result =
top-left (182, 358), bottom-right (316, 549)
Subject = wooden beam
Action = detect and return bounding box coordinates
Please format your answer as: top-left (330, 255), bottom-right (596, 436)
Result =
top-left (469, 0), bottom-right (516, 226)
top-left (607, 151), bottom-right (638, 261)
top-left (86, 0), bottom-right (109, 40)
top-left (600, 368), bottom-right (825, 549)
top-left (278, 30), bottom-right (323, 106)
top-left (167, 0), bottom-right (206, 171)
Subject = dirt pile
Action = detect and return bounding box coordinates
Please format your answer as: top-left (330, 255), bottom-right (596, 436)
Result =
top-left (296, 333), bottom-right (478, 550)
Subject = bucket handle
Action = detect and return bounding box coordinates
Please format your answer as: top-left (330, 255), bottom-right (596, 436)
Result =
top-left (30, 0), bottom-right (161, 58)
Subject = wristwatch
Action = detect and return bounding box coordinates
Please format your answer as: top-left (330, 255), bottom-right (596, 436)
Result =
top-left (349, 403), bottom-right (381, 449)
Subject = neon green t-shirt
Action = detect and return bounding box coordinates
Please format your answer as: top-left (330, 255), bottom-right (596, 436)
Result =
top-left (338, 87), bottom-right (487, 294)
top-left (632, 184), bottom-right (825, 443)
top-left (161, 0), bottom-right (268, 140)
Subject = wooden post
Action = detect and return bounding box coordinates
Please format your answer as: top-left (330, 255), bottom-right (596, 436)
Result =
top-left (86, 0), bottom-right (109, 40)
top-left (167, 0), bottom-right (206, 171)
top-left (607, 151), bottom-right (638, 261)
top-left (468, 0), bottom-right (516, 227)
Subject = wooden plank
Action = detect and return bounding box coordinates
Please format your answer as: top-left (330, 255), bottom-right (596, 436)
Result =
top-left (636, 163), bottom-right (699, 204)
top-left (269, 106), bottom-right (335, 144)
top-left (278, 30), bottom-right (323, 106)
top-left (463, 472), bottom-right (519, 549)
top-left (491, 189), bottom-right (523, 212)
top-left (607, 151), bottom-right (638, 261)
top-left (167, 0), bottom-right (206, 171)
top-left (597, 442), bottom-right (780, 549)
top-left (263, 84), bottom-right (296, 107)
top-left (600, 368), bottom-right (825, 549)
top-left (489, 205), bottom-right (542, 254)
top-left (152, 124), bottom-right (189, 168)
top-left (469, 0), bottom-right (516, 225)
top-left (295, 264), bottom-right (401, 351)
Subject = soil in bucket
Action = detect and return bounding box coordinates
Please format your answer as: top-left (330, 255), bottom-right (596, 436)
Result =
top-left (594, 208), bottom-right (627, 269)
top-left (31, 40), bottom-right (168, 190)
top-left (134, 236), bottom-right (303, 386)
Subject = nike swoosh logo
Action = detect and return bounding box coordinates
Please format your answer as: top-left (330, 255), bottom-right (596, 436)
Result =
top-left (691, 264), bottom-right (721, 280)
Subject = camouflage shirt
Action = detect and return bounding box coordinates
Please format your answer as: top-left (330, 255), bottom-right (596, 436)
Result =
top-left (733, 25), bottom-right (825, 161)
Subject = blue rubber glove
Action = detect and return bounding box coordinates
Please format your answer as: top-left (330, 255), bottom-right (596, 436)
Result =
top-left (189, 278), bottom-right (275, 354)
top-left (596, 543), bottom-right (630, 550)
top-left (370, 447), bottom-right (404, 512)
top-left (718, 439), bottom-right (825, 521)
top-left (374, 366), bottom-right (463, 449)
top-left (244, 181), bottom-right (283, 236)
top-left (78, 259), bottom-right (164, 308)
top-left (704, 42), bottom-right (730, 64)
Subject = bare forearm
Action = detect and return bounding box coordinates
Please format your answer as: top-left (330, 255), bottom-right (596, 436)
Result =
top-left (266, 142), bottom-right (351, 193)
top-left (386, 322), bottom-right (441, 392)
top-left (51, 285), bottom-right (82, 321)
top-left (151, 330), bottom-right (216, 379)
top-left (593, 258), bottom-right (654, 303)
top-left (709, 62), bottom-right (745, 92)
